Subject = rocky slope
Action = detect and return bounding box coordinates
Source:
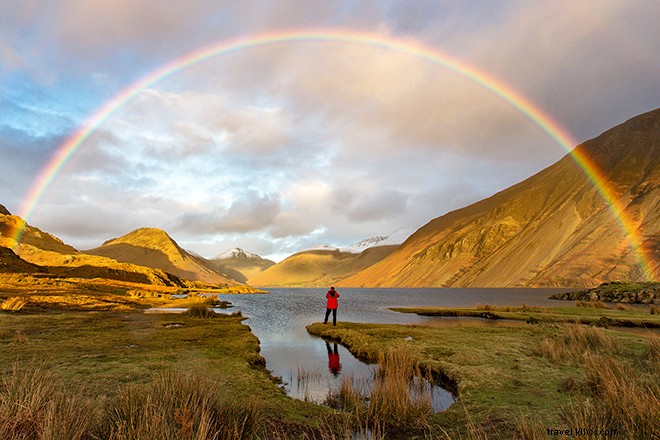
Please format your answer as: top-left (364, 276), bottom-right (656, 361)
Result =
top-left (337, 108), bottom-right (659, 287)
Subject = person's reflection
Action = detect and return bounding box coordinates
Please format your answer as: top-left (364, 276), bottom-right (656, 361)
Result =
top-left (325, 341), bottom-right (342, 377)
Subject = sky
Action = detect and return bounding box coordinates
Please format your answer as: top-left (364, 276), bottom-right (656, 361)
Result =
top-left (1, 1), bottom-right (658, 262)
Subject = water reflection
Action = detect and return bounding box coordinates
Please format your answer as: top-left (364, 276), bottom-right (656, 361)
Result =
top-left (216, 287), bottom-right (577, 410)
top-left (326, 341), bottom-right (342, 377)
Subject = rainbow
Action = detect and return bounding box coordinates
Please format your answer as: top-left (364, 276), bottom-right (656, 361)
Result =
top-left (11, 29), bottom-right (656, 280)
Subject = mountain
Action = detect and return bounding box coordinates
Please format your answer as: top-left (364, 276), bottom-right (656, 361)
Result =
top-left (84, 228), bottom-right (238, 285)
top-left (338, 108), bottom-right (659, 288)
top-left (0, 204), bottom-right (10, 216)
top-left (0, 214), bottom-right (194, 286)
top-left (208, 248), bottom-right (275, 283)
top-left (247, 246), bottom-right (397, 287)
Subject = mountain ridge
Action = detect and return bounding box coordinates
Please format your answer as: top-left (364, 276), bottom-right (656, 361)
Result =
top-left (337, 108), bottom-right (659, 287)
top-left (84, 228), bottom-right (239, 285)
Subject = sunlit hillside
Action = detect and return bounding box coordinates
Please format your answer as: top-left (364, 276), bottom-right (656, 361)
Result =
top-left (84, 227), bottom-right (240, 285)
top-left (248, 246), bottom-right (397, 287)
top-left (338, 108), bottom-right (659, 287)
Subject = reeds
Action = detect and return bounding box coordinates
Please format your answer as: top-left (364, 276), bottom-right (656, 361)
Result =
top-left (326, 348), bottom-right (434, 438)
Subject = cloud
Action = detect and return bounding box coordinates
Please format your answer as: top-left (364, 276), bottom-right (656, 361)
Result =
top-left (2, 0), bottom-right (657, 262)
top-left (346, 190), bottom-right (408, 223)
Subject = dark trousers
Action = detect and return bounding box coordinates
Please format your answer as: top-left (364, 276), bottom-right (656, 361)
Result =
top-left (324, 308), bottom-right (337, 325)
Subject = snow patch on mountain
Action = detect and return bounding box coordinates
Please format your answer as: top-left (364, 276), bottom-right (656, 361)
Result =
top-left (214, 247), bottom-right (262, 260)
top-left (340, 228), bottom-right (415, 253)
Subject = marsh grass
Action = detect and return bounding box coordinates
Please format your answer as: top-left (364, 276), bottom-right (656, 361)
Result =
top-left (186, 303), bottom-right (216, 318)
top-left (0, 362), bottom-right (97, 440)
top-left (525, 327), bottom-right (659, 439)
top-left (325, 348), bottom-right (434, 438)
top-left (101, 371), bottom-right (265, 440)
top-left (576, 300), bottom-right (610, 309)
top-left (536, 324), bottom-right (618, 363)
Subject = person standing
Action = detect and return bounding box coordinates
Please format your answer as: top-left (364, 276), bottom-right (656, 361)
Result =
top-left (323, 286), bottom-right (340, 326)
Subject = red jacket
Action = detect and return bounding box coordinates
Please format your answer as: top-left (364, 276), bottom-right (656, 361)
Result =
top-left (326, 290), bottom-right (340, 309)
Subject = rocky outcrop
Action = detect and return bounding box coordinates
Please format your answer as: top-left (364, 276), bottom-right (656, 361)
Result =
top-left (550, 282), bottom-right (658, 304)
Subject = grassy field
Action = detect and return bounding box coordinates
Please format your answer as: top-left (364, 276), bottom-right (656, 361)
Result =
top-left (2, 277), bottom-right (658, 439)
top-left (307, 318), bottom-right (659, 439)
top-left (0, 276), bottom-right (352, 439)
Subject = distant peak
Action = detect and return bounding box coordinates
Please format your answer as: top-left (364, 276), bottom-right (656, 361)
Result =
top-left (214, 247), bottom-right (261, 260)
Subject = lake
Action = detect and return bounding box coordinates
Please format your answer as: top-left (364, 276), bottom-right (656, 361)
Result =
top-left (216, 287), bottom-right (575, 410)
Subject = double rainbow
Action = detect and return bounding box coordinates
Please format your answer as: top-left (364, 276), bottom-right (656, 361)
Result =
top-left (11, 29), bottom-right (656, 280)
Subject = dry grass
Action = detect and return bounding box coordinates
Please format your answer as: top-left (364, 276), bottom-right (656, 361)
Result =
top-left (650, 305), bottom-right (659, 315)
top-left (526, 327), bottom-right (659, 439)
top-left (325, 347), bottom-right (434, 438)
top-left (576, 300), bottom-right (610, 309)
top-left (0, 297), bottom-right (27, 312)
top-left (0, 363), bottom-right (269, 440)
top-left (186, 303), bottom-right (216, 318)
top-left (559, 353), bottom-right (659, 439)
top-left (101, 371), bottom-right (265, 440)
top-left (536, 324), bottom-right (618, 363)
top-left (0, 362), bottom-right (98, 440)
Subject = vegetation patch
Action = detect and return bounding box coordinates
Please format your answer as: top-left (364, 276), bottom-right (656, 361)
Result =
top-left (307, 320), bottom-right (657, 439)
top-left (390, 304), bottom-right (660, 328)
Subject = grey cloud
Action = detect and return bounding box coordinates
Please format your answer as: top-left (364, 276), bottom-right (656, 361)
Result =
top-left (346, 190), bottom-right (408, 223)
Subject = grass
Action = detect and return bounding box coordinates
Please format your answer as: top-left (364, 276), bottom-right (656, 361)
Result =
top-left (324, 347), bottom-right (434, 438)
top-left (0, 297), bottom-right (27, 312)
top-left (390, 304), bottom-right (660, 328)
top-left (0, 308), bottom-right (344, 439)
top-left (307, 320), bottom-right (658, 439)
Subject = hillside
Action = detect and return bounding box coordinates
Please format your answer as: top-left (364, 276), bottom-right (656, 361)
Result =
top-left (0, 246), bottom-right (42, 273)
top-left (209, 248), bottom-right (275, 283)
top-left (338, 108), bottom-right (659, 288)
top-left (84, 228), bottom-right (239, 285)
top-left (0, 214), bottom-right (198, 287)
top-left (247, 246), bottom-right (397, 287)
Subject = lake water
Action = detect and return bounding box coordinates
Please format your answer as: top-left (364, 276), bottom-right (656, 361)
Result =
top-left (216, 287), bottom-right (575, 410)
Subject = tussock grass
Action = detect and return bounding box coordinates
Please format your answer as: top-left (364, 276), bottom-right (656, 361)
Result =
top-left (0, 362), bottom-right (97, 440)
top-left (186, 303), bottom-right (216, 318)
top-left (0, 297), bottom-right (27, 312)
top-left (536, 324), bottom-right (618, 363)
top-left (559, 353), bottom-right (659, 440)
top-left (0, 364), bottom-right (268, 440)
top-left (326, 347), bottom-right (433, 438)
top-left (101, 371), bottom-right (264, 440)
top-left (576, 300), bottom-right (610, 309)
